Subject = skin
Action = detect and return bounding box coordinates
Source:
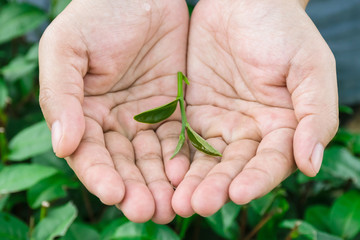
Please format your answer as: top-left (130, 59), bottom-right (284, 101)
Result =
top-left (39, 0), bottom-right (189, 224)
top-left (39, 0), bottom-right (338, 222)
top-left (172, 0), bottom-right (338, 217)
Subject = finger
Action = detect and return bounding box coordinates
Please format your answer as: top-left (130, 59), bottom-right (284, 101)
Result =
top-left (133, 130), bottom-right (175, 224)
top-left (288, 46), bottom-right (339, 177)
top-left (39, 23), bottom-right (87, 158)
top-left (104, 131), bottom-right (155, 223)
top-left (172, 138), bottom-right (224, 217)
top-left (156, 121), bottom-right (190, 187)
top-left (66, 117), bottom-right (125, 206)
top-left (229, 128), bottom-right (295, 205)
top-left (191, 139), bottom-right (258, 217)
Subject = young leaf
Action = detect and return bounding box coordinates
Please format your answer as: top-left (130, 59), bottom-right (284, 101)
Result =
top-left (186, 124), bottom-right (221, 157)
top-left (170, 134), bottom-right (185, 159)
top-left (178, 71), bottom-right (189, 85)
top-left (32, 202), bottom-right (78, 240)
top-left (134, 99), bottom-right (178, 124)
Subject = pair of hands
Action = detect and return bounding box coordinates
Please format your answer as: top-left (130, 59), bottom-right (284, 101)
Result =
top-left (39, 0), bottom-right (338, 224)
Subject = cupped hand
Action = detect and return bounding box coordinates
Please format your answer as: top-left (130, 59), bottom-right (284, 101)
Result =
top-left (39, 0), bottom-right (189, 223)
top-left (172, 0), bottom-right (338, 217)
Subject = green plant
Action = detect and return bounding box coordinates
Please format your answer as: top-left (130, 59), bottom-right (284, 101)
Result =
top-left (134, 72), bottom-right (221, 158)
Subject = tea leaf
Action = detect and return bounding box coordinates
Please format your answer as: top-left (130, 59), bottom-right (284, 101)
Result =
top-left (134, 99), bottom-right (178, 124)
top-left (280, 220), bottom-right (342, 240)
top-left (0, 3), bottom-right (47, 44)
top-left (61, 222), bottom-right (100, 240)
top-left (305, 205), bottom-right (330, 232)
top-left (186, 124), bottom-right (221, 157)
top-left (329, 191), bottom-right (360, 239)
top-left (8, 120), bottom-right (52, 161)
top-left (205, 201), bottom-right (241, 239)
top-left (0, 212), bottom-right (29, 240)
top-left (0, 79), bottom-right (8, 109)
top-left (27, 173), bottom-right (79, 209)
top-left (170, 134), bottom-right (185, 159)
top-left (103, 221), bottom-right (179, 240)
top-left (0, 164), bottom-right (58, 194)
top-left (32, 202), bottom-right (78, 240)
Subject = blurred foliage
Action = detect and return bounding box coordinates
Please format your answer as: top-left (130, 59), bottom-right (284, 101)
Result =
top-left (1, 0), bottom-right (360, 239)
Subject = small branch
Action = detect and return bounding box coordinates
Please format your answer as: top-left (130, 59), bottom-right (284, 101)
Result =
top-left (39, 201), bottom-right (50, 221)
top-left (81, 186), bottom-right (95, 222)
top-left (239, 206), bottom-right (248, 240)
top-left (243, 208), bottom-right (281, 240)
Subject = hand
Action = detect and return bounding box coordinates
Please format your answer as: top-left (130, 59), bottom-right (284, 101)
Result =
top-left (172, 0), bottom-right (338, 217)
top-left (39, 0), bottom-right (189, 223)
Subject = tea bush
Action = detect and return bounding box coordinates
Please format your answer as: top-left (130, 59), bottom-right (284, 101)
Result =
top-left (1, 1), bottom-right (360, 239)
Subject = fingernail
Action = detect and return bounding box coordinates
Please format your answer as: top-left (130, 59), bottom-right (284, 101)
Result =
top-left (311, 143), bottom-right (324, 174)
top-left (51, 121), bottom-right (62, 154)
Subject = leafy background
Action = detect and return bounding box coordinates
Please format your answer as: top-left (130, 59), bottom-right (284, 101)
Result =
top-left (1, 0), bottom-right (360, 239)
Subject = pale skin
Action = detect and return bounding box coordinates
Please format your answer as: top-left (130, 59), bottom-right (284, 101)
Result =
top-left (39, 0), bottom-right (338, 223)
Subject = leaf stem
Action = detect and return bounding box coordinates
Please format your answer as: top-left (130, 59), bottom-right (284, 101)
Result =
top-left (177, 72), bottom-right (187, 140)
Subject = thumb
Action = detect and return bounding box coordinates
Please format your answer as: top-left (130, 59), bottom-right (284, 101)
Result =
top-left (288, 46), bottom-right (339, 177)
top-left (39, 24), bottom-right (87, 158)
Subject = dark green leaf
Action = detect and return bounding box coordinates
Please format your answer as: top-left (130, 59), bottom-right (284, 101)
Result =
top-left (353, 134), bottom-right (360, 155)
top-left (134, 99), bottom-right (178, 124)
top-left (331, 128), bottom-right (354, 147)
top-left (8, 120), bottom-right (52, 161)
top-left (305, 205), bottom-right (330, 232)
top-left (27, 174), bottom-right (79, 209)
top-left (32, 202), bottom-right (78, 240)
top-left (60, 222), bottom-right (100, 240)
top-left (32, 151), bottom-right (74, 176)
top-left (0, 194), bottom-right (9, 211)
top-left (250, 191), bottom-right (277, 216)
top-left (186, 124), bottom-right (221, 156)
top-left (1, 43), bottom-right (39, 82)
top-left (280, 220), bottom-right (342, 240)
top-left (1, 56), bottom-right (37, 82)
top-left (0, 79), bottom-right (8, 109)
top-left (170, 134), bottom-right (185, 159)
top-left (205, 201), bottom-right (241, 239)
top-left (0, 212), bottom-right (29, 240)
top-left (103, 221), bottom-right (179, 240)
top-left (339, 105), bottom-right (353, 115)
top-left (0, 164), bottom-right (58, 194)
top-left (329, 191), bottom-right (360, 238)
top-left (297, 146), bottom-right (360, 188)
top-left (100, 217), bottom-right (129, 240)
top-left (0, 3), bottom-right (47, 44)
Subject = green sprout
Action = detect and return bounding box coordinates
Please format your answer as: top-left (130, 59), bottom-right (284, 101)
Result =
top-left (134, 72), bottom-right (222, 159)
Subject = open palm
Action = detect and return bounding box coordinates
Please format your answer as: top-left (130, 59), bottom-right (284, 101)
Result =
top-left (173, 0), bottom-right (338, 217)
top-left (39, 0), bottom-right (189, 223)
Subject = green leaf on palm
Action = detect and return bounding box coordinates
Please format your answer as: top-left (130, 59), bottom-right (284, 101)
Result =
top-left (134, 99), bottom-right (178, 124)
top-left (186, 124), bottom-right (222, 157)
top-left (170, 134), bottom-right (185, 159)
